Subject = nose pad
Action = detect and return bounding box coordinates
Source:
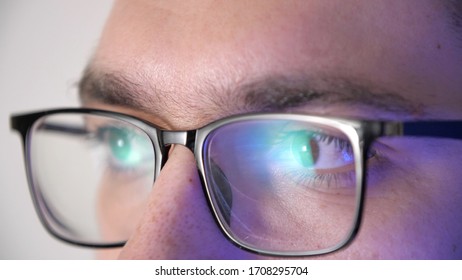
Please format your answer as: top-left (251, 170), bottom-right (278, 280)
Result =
top-left (118, 145), bottom-right (255, 259)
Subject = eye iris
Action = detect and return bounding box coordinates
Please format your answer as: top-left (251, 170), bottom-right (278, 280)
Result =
top-left (291, 131), bottom-right (319, 167)
top-left (108, 128), bottom-right (141, 166)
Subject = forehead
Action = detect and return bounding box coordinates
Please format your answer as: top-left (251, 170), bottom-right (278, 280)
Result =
top-left (88, 0), bottom-right (462, 126)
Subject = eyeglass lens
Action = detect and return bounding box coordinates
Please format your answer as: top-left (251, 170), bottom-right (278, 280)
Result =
top-left (28, 112), bottom-right (360, 253)
top-left (29, 113), bottom-right (155, 245)
top-left (203, 119), bottom-right (359, 254)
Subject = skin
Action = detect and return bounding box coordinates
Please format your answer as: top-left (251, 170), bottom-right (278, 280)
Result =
top-left (81, 0), bottom-right (462, 259)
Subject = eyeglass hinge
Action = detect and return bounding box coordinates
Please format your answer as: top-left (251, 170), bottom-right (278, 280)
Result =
top-left (381, 122), bottom-right (403, 136)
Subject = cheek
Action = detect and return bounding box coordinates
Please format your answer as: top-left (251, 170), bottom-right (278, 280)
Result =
top-left (97, 171), bottom-right (151, 243)
top-left (228, 183), bottom-right (358, 253)
top-left (352, 138), bottom-right (462, 259)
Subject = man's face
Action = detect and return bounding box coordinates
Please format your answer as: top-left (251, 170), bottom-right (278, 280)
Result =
top-left (82, 0), bottom-right (462, 259)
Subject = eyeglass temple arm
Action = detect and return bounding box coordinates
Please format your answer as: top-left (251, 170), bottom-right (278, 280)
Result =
top-left (39, 123), bottom-right (88, 135)
top-left (384, 121), bottom-right (462, 140)
top-left (11, 115), bottom-right (88, 139)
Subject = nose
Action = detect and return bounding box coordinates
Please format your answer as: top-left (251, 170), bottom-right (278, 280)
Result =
top-left (118, 145), bottom-right (256, 259)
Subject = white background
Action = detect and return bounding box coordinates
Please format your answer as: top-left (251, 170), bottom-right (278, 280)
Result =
top-left (0, 0), bottom-right (113, 259)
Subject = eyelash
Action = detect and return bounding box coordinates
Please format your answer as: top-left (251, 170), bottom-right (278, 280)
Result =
top-left (315, 134), bottom-right (352, 153)
top-left (286, 166), bottom-right (357, 190)
top-left (273, 130), bottom-right (377, 191)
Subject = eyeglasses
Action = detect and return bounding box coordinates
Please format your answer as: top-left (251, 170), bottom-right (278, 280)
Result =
top-left (10, 108), bottom-right (462, 257)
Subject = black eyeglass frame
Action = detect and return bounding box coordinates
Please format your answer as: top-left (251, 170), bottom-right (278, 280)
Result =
top-left (10, 108), bottom-right (462, 257)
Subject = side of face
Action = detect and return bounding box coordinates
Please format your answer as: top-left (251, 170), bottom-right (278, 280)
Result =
top-left (84, 0), bottom-right (462, 259)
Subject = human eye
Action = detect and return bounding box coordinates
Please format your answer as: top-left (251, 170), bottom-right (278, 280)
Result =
top-left (279, 130), bottom-right (354, 168)
top-left (89, 123), bottom-right (153, 177)
top-left (268, 124), bottom-right (360, 191)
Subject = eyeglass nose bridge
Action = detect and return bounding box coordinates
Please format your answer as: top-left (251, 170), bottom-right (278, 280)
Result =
top-left (160, 130), bottom-right (197, 151)
top-left (151, 130), bottom-right (198, 173)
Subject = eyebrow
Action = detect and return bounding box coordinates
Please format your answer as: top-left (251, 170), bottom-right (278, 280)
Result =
top-left (79, 68), bottom-right (159, 112)
top-left (78, 67), bottom-right (421, 120)
top-left (236, 76), bottom-right (420, 117)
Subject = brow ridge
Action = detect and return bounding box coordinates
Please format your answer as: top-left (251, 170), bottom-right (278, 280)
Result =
top-left (79, 67), bottom-right (422, 121)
